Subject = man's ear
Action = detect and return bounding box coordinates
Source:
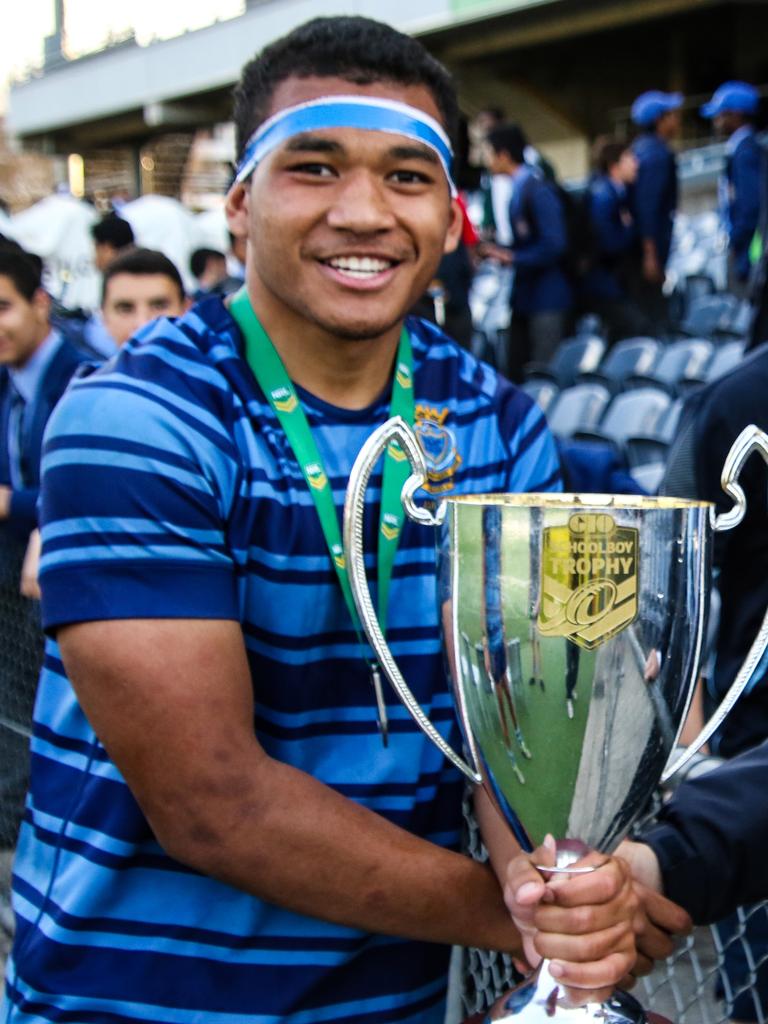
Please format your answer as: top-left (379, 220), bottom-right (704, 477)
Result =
top-left (225, 181), bottom-right (249, 241)
top-left (32, 287), bottom-right (51, 324)
top-left (442, 198), bottom-right (464, 256)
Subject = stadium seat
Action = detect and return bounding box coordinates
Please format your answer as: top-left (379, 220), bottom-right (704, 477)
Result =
top-left (578, 337), bottom-right (662, 391)
top-left (626, 338), bottom-right (713, 394)
top-left (521, 378), bottom-right (559, 414)
top-left (683, 273), bottom-right (716, 311)
top-left (727, 301), bottom-right (751, 339)
top-left (706, 340), bottom-right (744, 382)
top-left (625, 397), bottom-right (683, 468)
top-left (573, 313), bottom-right (607, 339)
top-left (576, 386), bottom-right (671, 453)
top-left (524, 334), bottom-right (606, 387)
top-left (629, 462), bottom-right (665, 494)
top-left (546, 382), bottom-right (612, 439)
top-left (625, 396), bottom-right (683, 495)
top-left (680, 293), bottom-right (740, 338)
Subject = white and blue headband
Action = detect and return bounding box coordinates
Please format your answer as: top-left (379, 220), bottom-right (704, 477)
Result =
top-left (234, 95), bottom-right (456, 196)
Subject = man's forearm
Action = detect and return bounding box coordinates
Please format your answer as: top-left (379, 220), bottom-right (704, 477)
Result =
top-left (151, 748), bottom-right (522, 954)
top-left (59, 618), bottom-right (523, 955)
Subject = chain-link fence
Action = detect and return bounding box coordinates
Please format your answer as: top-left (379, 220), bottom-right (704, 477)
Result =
top-left (0, 537), bottom-right (44, 967)
top-left (459, 788), bottom-right (768, 1024)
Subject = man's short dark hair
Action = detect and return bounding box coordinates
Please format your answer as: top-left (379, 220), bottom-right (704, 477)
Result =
top-left (102, 248), bottom-right (185, 304)
top-left (232, 16), bottom-right (459, 161)
top-left (593, 139), bottom-right (630, 176)
top-left (190, 248), bottom-right (226, 278)
top-left (487, 124), bottom-right (528, 165)
top-left (92, 214), bottom-right (135, 250)
top-left (0, 244), bottom-right (44, 301)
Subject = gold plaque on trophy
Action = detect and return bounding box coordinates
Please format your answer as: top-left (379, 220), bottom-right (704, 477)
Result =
top-left (538, 513), bottom-right (638, 650)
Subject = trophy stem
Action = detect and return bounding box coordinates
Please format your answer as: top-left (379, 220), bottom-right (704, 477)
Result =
top-left (535, 838), bottom-right (594, 876)
top-left (463, 957), bottom-right (672, 1023)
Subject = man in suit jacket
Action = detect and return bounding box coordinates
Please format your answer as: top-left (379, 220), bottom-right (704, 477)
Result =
top-left (0, 248), bottom-right (86, 542)
top-left (0, 245), bottom-right (86, 850)
top-left (483, 123), bottom-right (573, 381)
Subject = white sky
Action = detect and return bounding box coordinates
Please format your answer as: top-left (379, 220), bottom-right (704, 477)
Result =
top-left (0, 1), bottom-right (245, 107)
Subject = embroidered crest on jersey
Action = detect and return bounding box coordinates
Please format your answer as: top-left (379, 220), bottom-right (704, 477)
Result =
top-left (415, 404), bottom-right (462, 493)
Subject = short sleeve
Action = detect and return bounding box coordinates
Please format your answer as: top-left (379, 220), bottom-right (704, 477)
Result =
top-left (501, 392), bottom-right (562, 494)
top-left (38, 368), bottom-right (242, 632)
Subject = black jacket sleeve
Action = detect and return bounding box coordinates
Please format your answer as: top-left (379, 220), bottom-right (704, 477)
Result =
top-left (642, 739), bottom-right (768, 923)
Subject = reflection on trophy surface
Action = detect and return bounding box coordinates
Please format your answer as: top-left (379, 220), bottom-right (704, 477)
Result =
top-left (344, 417), bottom-right (768, 1024)
top-left (446, 498), bottom-right (698, 857)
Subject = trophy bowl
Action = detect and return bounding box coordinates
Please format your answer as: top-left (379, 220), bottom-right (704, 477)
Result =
top-left (343, 417), bottom-right (768, 1024)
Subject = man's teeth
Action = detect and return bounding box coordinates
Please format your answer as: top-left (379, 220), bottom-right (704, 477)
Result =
top-left (327, 256), bottom-right (393, 277)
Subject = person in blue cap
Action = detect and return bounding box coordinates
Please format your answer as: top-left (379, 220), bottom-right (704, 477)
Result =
top-left (701, 81), bottom-right (762, 296)
top-left (630, 90), bottom-right (683, 331)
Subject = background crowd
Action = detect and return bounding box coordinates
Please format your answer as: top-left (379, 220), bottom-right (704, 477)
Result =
top-left (0, 69), bottom-right (767, 1022)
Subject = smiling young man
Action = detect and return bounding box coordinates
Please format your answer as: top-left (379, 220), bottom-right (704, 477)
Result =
top-left (0, 247), bottom-right (85, 542)
top-left (101, 247), bottom-right (188, 349)
top-left (4, 18), bottom-right (643, 1024)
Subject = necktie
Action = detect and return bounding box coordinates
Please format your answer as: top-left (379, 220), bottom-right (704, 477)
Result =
top-left (6, 382), bottom-right (26, 490)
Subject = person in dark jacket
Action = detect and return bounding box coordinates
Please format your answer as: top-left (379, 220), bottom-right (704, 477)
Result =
top-left (484, 123), bottom-right (573, 380)
top-left (621, 740), bottom-right (768, 926)
top-left (0, 249), bottom-right (87, 542)
top-left (701, 81), bottom-right (762, 297)
top-left (582, 139), bottom-right (648, 343)
top-left (0, 245), bottom-right (87, 848)
top-left (660, 340), bottom-right (768, 1022)
top-left (630, 90), bottom-right (682, 332)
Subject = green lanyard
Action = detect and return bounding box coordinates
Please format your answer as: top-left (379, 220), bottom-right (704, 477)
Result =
top-left (229, 287), bottom-right (415, 741)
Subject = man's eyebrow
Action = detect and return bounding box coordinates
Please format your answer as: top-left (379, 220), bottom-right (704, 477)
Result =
top-left (283, 135), bottom-right (344, 154)
top-left (388, 143), bottom-right (439, 165)
top-left (281, 135), bottom-right (440, 165)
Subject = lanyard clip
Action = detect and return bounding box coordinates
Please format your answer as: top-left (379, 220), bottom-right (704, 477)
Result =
top-left (370, 665), bottom-right (389, 747)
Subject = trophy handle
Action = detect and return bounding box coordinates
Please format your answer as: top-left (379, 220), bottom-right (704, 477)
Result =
top-left (343, 415), bottom-right (482, 785)
top-left (662, 424), bottom-right (768, 783)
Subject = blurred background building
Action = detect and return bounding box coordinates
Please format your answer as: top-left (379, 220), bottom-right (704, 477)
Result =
top-left (1, 0), bottom-right (766, 213)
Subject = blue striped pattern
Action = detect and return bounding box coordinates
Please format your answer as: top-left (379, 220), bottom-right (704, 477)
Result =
top-left (5, 297), bottom-right (561, 1023)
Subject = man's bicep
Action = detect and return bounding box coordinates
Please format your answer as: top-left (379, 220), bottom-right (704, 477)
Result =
top-left (57, 618), bottom-right (264, 845)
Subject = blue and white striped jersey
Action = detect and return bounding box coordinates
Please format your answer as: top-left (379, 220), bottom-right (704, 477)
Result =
top-left (5, 297), bottom-right (561, 1024)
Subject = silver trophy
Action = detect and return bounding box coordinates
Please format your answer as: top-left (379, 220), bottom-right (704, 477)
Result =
top-left (343, 417), bottom-right (768, 1024)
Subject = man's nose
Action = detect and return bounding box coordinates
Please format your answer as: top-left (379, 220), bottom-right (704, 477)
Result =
top-left (326, 170), bottom-right (397, 234)
top-left (136, 305), bottom-right (156, 331)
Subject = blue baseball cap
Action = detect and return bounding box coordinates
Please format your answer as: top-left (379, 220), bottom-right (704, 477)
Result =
top-left (631, 91), bottom-right (684, 127)
top-left (701, 81), bottom-right (759, 118)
